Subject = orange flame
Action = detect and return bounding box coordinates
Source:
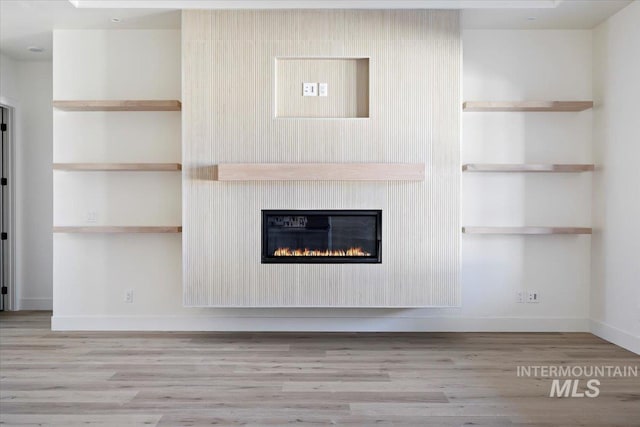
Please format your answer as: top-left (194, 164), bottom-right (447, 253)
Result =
top-left (273, 247), bottom-right (371, 257)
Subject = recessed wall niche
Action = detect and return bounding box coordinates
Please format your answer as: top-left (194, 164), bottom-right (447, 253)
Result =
top-left (275, 57), bottom-right (370, 118)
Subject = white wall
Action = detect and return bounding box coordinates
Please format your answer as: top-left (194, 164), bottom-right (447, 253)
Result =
top-left (591, 1), bottom-right (640, 354)
top-left (0, 54), bottom-right (53, 310)
top-left (461, 30), bottom-right (593, 327)
top-left (52, 27), bottom-right (595, 331)
top-left (16, 61), bottom-right (53, 310)
top-left (52, 30), bottom-right (184, 319)
top-left (1, 54), bottom-right (20, 100)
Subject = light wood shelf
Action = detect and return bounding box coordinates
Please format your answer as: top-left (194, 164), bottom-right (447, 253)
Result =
top-left (53, 163), bottom-right (182, 172)
top-left (462, 164), bottom-right (594, 173)
top-left (53, 100), bottom-right (182, 111)
top-left (53, 226), bottom-right (182, 234)
top-left (462, 101), bottom-right (593, 112)
top-left (462, 227), bottom-right (592, 235)
top-left (215, 163), bottom-right (425, 181)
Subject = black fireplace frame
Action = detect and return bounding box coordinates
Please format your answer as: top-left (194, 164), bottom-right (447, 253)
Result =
top-left (261, 209), bottom-right (382, 264)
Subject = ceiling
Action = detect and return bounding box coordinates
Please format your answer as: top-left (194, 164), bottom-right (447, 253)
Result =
top-left (0, 0), bottom-right (633, 61)
top-left (0, 1), bottom-right (180, 60)
top-left (462, 0), bottom-right (633, 29)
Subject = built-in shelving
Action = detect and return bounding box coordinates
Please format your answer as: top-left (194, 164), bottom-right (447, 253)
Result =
top-left (53, 226), bottom-right (182, 234)
top-left (52, 100), bottom-right (182, 111)
top-left (462, 101), bottom-right (594, 236)
top-left (215, 163), bottom-right (425, 181)
top-left (53, 99), bottom-right (182, 236)
top-left (462, 227), bottom-right (592, 235)
top-left (53, 163), bottom-right (182, 172)
top-left (462, 101), bottom-right (593, 112)
top-left (462, 164), bottom-right (594, 173)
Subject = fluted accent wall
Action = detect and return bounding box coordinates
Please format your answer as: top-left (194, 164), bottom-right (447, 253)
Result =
top-left (183, 10), bottom-right (460, 307)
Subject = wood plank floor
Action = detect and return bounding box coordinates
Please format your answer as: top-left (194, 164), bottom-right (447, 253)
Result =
top-left (1, 312), bottom-right (638, 427)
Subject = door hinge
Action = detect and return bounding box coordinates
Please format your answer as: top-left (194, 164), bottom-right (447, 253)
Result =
top-left (1, 287), bottom-right (7, 295)
top-left (0, 233), bottom-right (7, 240)
top-left (0, 123), bottom-right (6, 132)
top-left (1, 178), bottom-right (6, 186)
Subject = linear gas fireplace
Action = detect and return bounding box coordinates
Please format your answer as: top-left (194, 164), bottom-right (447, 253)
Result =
top-left (262, 210), bottom-right (382, 264)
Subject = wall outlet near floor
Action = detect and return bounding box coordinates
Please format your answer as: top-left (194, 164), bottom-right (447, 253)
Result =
top-left (527, 290), bottom-right (540, 303)
top-left (124, 289), bottom-right (134, 304)
top-left (516, 290), bottom-right (540, 303)
top-left (86, 211), bottom-right (98, 223)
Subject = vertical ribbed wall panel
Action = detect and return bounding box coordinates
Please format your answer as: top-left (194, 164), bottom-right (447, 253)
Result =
top-left (183, 10), bottom-right (460, 307)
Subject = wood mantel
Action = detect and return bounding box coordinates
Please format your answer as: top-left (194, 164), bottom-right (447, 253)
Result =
top-left (215, 163), bottom-right (425, 181)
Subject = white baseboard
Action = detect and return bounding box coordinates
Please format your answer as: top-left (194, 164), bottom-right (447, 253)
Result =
top-left (590, 320), bottom-right (640, 355)
top-left (47, 316), bottom-right (639, 354)
top-left (51, 315), bottom-right (589, 332)
top-left (20, 298), bottom-right (52, 310)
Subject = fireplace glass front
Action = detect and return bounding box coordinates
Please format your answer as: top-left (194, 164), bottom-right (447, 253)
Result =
top-left (262, 210), bottom-right (382, 264)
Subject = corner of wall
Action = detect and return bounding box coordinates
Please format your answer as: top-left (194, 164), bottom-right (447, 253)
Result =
top-left (588, 0), bottom-right (640, 356)
top-left (590, 320), bottom-right (640, 355)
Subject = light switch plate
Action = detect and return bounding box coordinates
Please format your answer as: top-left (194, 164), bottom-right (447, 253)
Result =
top-left (319, 83), bottom-right (328, 97)
top-left (302, 82), bottom-right (317, 96)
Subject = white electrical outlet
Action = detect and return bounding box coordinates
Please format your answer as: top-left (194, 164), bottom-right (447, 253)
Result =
top-left (527, 290), bottom-right (540, 304)
top-left (516, 291), bottom-right (525, 303)
top-left (302, 82), bottom-right (317, 96)
top-left (86, 211), bottom-right (98, 223)
top-left (124, 289), bottom-right (134, 304)
top-left (319, 82), bottom-right (328, 97)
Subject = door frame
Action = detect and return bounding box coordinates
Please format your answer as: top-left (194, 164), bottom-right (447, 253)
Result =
top-left (0, 97), bottom-right (18, 311)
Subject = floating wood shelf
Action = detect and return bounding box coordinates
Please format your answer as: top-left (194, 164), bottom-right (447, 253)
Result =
top-left (462, 164), bottom-right (594, 173)
top-left (462, 227), bottom-right (592, 235)
top-left (215, 163), bottom-right (425, 181)
top-left (462, 101), bottom-right (593, 112)
top-left (53, 163), bottom-right (182, 172)
top-left (52, 100), bottom-right (182, 111)
top-left (53, 226), bottom-right (182, 234)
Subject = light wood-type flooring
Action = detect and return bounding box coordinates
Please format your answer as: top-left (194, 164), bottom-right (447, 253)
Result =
top-left (1, 312), bottom-right (639, 426)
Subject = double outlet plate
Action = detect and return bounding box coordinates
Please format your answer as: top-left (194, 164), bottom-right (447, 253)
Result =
top-left (303, 82), bottom-right (328, 97)
top-left (516, 290), bottom-right (540, 303)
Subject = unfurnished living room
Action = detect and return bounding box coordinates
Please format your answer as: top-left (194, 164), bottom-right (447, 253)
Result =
top-left (0, 0), bottom-right (639, 425)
